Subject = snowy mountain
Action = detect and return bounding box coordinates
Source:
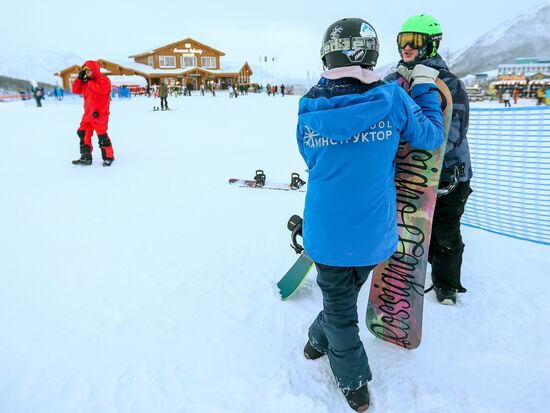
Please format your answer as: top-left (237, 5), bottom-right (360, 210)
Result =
top-left (0, 47), bottom-right (84, 86)
top-left (449, 3), bottom-right (550, 76)
top-left (374, 3), bottom-right (550, 79)
top-left (1, 3), bottom-right (548, 89)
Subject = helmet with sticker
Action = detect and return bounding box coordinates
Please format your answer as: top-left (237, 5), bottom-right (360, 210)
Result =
top-left (320, 18), bottom-right (379, 70)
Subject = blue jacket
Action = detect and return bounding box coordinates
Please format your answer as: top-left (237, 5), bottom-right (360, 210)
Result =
top-left (297, 77), bottom-right (443, 266)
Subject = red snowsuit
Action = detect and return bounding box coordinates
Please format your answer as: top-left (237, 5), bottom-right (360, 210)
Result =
top-left (72, 60), bottom-right (115, 160)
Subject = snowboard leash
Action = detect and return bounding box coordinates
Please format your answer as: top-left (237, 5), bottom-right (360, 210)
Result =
top-left (437, 163), bottom-right (465, 197)
top-left (287, 214), bottom-right (304, 254)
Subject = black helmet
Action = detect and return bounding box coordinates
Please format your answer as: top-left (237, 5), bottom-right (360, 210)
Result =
top-left (320, 18), bottom-right (379, 70)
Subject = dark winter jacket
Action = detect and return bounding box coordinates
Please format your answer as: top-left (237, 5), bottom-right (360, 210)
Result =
top-left (297, 70), bottom-right (444, 266)
top-left (159, 83), bottom-right (169, 98)
top-left (384, 55), bottom-right (472, 183)
top-left (72, 60), bottom-right (111, 123)
top-left (33, 87), bottom-right (44, 99)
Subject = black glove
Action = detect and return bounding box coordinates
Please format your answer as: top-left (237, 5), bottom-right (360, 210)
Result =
top-left (77, 70), bottom-right (87, 81)
top-left (92, 111), bottom-right (99, 118)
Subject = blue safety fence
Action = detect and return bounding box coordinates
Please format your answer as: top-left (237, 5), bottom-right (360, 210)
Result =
top-left (462, 106), bottom-right (550, 246)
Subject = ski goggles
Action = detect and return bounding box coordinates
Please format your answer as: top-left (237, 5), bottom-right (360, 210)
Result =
top-left (396, 32), bottom-right (428, 49)
top-left (82, 65), bottom-right (91, 72)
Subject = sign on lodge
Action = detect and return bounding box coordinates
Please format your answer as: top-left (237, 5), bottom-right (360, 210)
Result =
top-left (55, 38), bottom-right (253, 91)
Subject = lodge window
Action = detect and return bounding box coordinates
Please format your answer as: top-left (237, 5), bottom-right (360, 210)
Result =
top-left (181, 56), bottom-right (196, 67)
top-left (201, 57), bottom-right (216, 68)
top-left (159, 56), bottom-right (176, 68)
top-left (148, 56), bottom-right (154, 66)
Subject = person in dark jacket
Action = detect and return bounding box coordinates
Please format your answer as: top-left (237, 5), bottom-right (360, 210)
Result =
top-left (297, 18), bottom-right (444, 412)
top-left (71, 60), bottom-right (115, 166)
top-left (33, 86), bottom-right (44, 107)
top-left (384, 14), bottom-right (473, 305)
top-left (158, 80), bottom-right (169, 110)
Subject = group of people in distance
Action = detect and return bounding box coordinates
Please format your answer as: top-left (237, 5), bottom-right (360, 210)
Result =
top-left (69, 12), bottom-right (471, 412)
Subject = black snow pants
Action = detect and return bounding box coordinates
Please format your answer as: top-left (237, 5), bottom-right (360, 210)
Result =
top-left (429, 180), bottom-right (472, 292)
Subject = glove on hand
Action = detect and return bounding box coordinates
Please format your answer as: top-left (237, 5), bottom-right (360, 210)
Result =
top-left (92, 111), bottom-right (99, 118)
top-left (77, 70), bottom-right (87, 81)
top-left (397, 64), bottom-right (439, 88)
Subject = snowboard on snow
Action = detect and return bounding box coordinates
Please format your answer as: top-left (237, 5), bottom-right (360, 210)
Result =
top-left (365, 77), bottom-right (453, 349)
top-left (228, 171), bottom-right (307, 192)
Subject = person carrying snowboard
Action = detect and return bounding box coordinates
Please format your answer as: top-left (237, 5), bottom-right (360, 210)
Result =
top-left (296, 17), bottom-right (444, 411)
top-left (384, 14), bottom-right (473, 305)
top-left (72, 60), bottom-right (115, 166)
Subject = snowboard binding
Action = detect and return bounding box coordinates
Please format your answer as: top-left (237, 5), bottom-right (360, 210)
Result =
top-left (290, 172), bottom-right (306, 190)
top-left (287, 214), bottom-right (304, 254)
top-left (153, 106), bottom-right (160, 111)
top-left (254, 169), bottom-right (266, 187)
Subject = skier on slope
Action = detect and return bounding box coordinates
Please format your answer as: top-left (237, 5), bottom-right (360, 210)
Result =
top-left (296, 18), bottom-right (444, 411)
top-left (72, 60), bottom-right (115, 167)
top-left (384, 14), bottom-right (473, 305)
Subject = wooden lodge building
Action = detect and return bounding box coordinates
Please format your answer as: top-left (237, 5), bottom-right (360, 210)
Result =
top-left (55, 38), bottom-right (253, 91)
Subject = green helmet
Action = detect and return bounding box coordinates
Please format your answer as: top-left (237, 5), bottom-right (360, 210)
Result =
top-left (397, 14), bottom-right (442, 61)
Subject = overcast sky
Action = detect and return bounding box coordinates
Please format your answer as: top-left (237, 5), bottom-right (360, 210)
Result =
top-left (3, 0), bottom-right (548, 79)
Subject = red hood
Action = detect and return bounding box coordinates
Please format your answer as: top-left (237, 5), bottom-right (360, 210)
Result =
top-left (82, 60), bottom-right (102, 78)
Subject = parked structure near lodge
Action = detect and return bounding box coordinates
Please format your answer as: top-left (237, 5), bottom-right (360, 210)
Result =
top-left (489, 74), bottom-right (550, 99)
top-left (463, 58), bottom-right (550, 101)
top-left (498, 57), bottom-right (550, 77)
top-left (55, 38), bottom-right (252, 91)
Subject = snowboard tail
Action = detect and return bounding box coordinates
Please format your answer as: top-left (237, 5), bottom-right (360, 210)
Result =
top-left (277, 253), bottom-right (314, 300)
top-left (366, 78), bottom-right (453, 349)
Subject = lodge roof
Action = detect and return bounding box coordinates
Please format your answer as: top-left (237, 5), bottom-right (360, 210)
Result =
top-left (128, 38), bottom-right (225, 59)
top-left (55, 59), bottom-right (251, 78)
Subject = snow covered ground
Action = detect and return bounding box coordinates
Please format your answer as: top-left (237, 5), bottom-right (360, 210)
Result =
top-left (1, 93), bottom-right (549, 413)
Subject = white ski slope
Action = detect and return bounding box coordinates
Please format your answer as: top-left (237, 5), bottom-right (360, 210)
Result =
top-left (0, 93), bottom-right (549, 413)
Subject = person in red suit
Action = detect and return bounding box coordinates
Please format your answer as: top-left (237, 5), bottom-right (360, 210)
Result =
top-left (72, 60), bottom-right (115, 166)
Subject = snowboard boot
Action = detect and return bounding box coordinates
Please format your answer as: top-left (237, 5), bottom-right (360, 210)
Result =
top-left (72, 155), bottom-right (92, 166)
top-left (303, 340), bottom-right (325, 360)
top-left (434, 285), bottom-right (457, 305)
top-left (343, 383), bottom-right (370, 412)
top-left (103, 158), bottom-right (114, 167)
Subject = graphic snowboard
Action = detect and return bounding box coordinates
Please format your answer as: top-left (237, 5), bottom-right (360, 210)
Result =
top-left (365, 77), bottom-right (453, 349)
